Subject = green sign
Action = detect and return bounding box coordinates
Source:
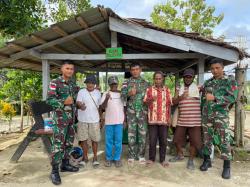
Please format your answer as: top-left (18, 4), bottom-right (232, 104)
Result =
top-left (106, 47), bottom-right (123, 60)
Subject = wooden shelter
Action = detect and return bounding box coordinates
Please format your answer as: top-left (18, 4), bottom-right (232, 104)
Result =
top-left (0, 7), bottom-right (248, 100)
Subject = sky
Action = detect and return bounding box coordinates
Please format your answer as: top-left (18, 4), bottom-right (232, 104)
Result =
top-left (91, 0), bottom-right (250, 79)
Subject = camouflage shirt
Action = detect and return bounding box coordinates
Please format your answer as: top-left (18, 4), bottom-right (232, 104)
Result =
top-left (46, 76), bottom-right (79, 113)
top-left (121, 76), bottom-right (149, 112)
top-left (201, 75), bottom-right (238, 117)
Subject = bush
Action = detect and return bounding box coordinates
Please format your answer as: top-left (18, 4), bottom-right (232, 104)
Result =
top-left (0, 101), bottom-right (16, 131)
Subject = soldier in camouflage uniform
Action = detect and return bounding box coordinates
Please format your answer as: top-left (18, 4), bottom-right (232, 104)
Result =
top-left (46, 61), bottom-right (79, 185)
top-left (121, 63), bottom-right (149, 163)
top-left (200, 59), bottom-right (238, 179)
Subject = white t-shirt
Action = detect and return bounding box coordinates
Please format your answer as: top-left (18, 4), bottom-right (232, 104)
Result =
top-left (100, 91), bottom-right (124, 125)
top-left (77, 88), bottom-right (101, 123)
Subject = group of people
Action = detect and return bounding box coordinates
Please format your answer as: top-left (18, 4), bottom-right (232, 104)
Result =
top-left (46, 59), bottom-right (238, 185)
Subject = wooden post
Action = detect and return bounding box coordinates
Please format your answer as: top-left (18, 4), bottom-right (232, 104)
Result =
top-left (174, 73), bottom-right (180, 94)
top-left (197, 57), bottom-right (205, 85)
top-left (234, 66), bottom-right (247, 147)
top-left (42, 59), bottom-right (50, 100)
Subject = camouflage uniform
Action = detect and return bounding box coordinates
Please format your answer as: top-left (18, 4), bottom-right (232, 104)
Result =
top-left (121, 77), bottom-right (149, 159)
top-left (46, 76), bottom-right (79, 165)
top-left (201, 75), bottom-right (238, 160)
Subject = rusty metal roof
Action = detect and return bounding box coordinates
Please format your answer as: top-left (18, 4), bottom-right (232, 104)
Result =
top-left (0, 7), bottom-right (248, 73)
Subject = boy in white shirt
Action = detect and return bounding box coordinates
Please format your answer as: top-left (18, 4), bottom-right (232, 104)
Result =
top-left (76, 75), bottom-right (101, 168)
top-left (100, 76), bottom-right (124, 167)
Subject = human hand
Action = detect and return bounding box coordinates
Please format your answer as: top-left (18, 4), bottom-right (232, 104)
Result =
top-left (128, 84), bottom-right (136, 96)
top-left (64, 96), bottom-right (74, 105)
top-left (206, 93), bottom-right (215, 101)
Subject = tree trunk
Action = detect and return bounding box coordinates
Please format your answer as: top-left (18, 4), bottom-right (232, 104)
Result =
top-left (8, 120), bottom-right (11, 132)
top-left (20, 96), bottom-right (24, 132)
top-left (26, 110), bottom-right (29, 127)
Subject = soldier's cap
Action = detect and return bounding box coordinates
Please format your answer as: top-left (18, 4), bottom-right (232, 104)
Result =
top-left (183, 68), bottom-right (195, 77)
top-left (84, 74), bottom-right (97, 84)
top-left (108, 76), bottom-right (119, 85)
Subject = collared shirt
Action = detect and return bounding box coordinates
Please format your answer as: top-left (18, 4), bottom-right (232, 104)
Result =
top-left (121, 76), bottom-right (149, 112)
top-left (77, 88), bottom-right (101, 123)
top-left (47, 76), bottom-right (79, 111)
top-left (144, 86), bottom-right (172, 125)
top-left (201, 75), bottom-right (238, 118)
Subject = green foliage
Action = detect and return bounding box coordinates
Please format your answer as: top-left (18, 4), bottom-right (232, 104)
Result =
top-left (0, 0), bottom-right (47, 37)
top-left (48, 0), bottom-right (92, 22)
top-left (0, 69), bottom-right (42, 102)
top-left (151, 0), bottom-right (224, 36)
top-left (142, 72), bottom-right (176, 95)
top-left (0, 0), bottom-right (92, 38)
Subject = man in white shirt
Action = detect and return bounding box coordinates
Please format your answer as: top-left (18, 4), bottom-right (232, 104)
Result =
top-left (100, 76), bottom-right (124, 168)
top-left (76, 75), bottom-right (101, 168)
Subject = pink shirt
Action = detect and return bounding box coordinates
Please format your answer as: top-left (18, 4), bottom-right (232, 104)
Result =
top-left (100, 91), bottom-right (124, 125)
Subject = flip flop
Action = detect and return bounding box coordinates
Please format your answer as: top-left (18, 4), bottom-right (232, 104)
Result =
top-left (139, 158), bottom-right (146, 165)
top-left (92, 160), bottom-right (100, 169)
top-left (169, 155), bottom-right (184, 162)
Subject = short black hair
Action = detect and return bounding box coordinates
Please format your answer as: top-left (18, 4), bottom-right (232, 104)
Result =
top-left (130, 63), bottom-right (141, 69)
top-left (153, 71), bottom-right (165, 79)
top-left (62, 60), bottom-right (74, 65)
top-left (209, 58), bottom-right (224, 67)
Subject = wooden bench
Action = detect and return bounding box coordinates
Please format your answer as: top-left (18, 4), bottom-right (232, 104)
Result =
top-left (10, 101), bottom-right (53, 162)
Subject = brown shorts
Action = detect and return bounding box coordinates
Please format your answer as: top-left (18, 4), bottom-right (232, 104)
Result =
top-left (173, 126), bottom-right (202, 149)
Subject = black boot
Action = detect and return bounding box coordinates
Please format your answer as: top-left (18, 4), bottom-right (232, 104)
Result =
top-left (200, 155), bottom-right (212, 171)
top-left (61, 159), bottom-right (79, 172)
top-left (50, 164), bottom-right (61, 185)
top-left (222, 160), bottom-right (231, 179)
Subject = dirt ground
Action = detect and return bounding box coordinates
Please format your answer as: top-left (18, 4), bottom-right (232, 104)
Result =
top-left (0, 137), bottom-right (250, 187)
top-left (0, 112), bottom-right (250, 187)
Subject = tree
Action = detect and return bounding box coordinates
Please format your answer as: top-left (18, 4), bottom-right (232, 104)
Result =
top-left (0, 0), bottom-right (92, 37)
top-left (0, 0), bottom-right (47, 37)
top-left (0, 70), bottom-right (42, 132)
top-left (151, 0), bottom-right (224, 36)
top-left (48, 0), bottom-right (92, 22)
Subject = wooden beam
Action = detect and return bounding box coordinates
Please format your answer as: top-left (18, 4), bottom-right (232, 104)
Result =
top-left (42, 59), bottom-right (50, 100)
top-left (197, 57), bottom-right (205, 85)
top-left (76, 16), bottom-right (106, 49)
top-left (111, 31), bottom-right (117, 47)
top-left (30, 35), bottom-right (70, 53)
top-left (51, 25), bottom-right (92, 53)
top-left (10, 22), bottom-right (107, 60)
top-left (41, 53), bottom-right (202, 61)
top-left (175, 60), bottom-right (198, 73)
top-left (109, 17), bottom-right (240, 62)
top-left (0, 52), bottom-right (9, 60)
top-left (98, 7), bottom-right (109, 21)
top-left (7, 43), bottom-right (26, 51)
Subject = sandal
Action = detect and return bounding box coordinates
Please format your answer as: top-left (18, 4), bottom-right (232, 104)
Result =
top-left (79, 161), bottom-right (86, 168)
top-left (114, 160), bottom-right (122, 168)
top-left (139, 157), bottom-right (146, 165)
top-left (104, 160), bottom-right (112, 167)
top-left (161, 161), bottom-right (169, 168)
top-left (169, 155), bottom-right (184, 162)
top-left (92, 159), bottom-right (100, 169)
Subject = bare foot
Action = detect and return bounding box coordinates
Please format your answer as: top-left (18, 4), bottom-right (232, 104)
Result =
top-left (146, 160), bottom-right (154, 166)
top-left (161, 161), bottom-right (169, 168)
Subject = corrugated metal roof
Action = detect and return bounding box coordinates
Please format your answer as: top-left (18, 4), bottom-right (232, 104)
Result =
top-left (0, 7), bottom-right (248, 73)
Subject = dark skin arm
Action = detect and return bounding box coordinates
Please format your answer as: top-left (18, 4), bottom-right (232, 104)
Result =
top-left (172, 90), bottom-right (188, 105)
top-left (99, 92), bottom-right (111, 110)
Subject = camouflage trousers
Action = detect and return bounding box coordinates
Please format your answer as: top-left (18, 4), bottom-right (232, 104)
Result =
top-left (50, 111), bottom-right (75, 165)
top-left (127, 108), bottom-right (147, 159)
top-left (202, 114), bottom-right (232, 160)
